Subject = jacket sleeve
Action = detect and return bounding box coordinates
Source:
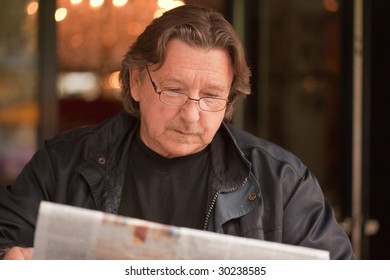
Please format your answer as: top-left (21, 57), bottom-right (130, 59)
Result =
top-left (0, 142), bottom-right (56, 248)
top-left (281, 168), bottom-right (354, 259)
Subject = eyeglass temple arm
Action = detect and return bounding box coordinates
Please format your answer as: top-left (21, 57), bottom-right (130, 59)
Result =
top-left (145, 66), bottom-right (158, 92)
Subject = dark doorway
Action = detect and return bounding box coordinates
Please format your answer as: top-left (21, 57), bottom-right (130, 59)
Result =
top-left (367, 0), bottom-right (390, 260)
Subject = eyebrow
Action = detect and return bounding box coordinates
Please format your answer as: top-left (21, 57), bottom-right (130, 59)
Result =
top-left (158, 76), bottom-right (226, 93)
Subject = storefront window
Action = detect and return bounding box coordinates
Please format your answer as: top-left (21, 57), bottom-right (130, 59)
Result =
top-left (243, 0), bottom-right (345, 218)
top-left (55, 0), bottom-right (185, 131)
top-left (0, 0), bottom-right (38, 185)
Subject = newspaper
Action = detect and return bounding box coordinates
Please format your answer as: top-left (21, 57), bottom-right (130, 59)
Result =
top-left (33, 201), bottom-right (330, 260)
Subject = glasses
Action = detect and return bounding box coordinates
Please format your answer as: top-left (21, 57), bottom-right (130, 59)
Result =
top-left (145, 66), bottom-right (230, 112)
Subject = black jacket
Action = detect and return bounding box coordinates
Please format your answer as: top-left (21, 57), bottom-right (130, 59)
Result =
top-left (0, 111), bottom-right (354, 259)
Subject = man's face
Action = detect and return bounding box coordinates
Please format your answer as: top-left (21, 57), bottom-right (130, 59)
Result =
top-left (130, 38), bottom-right (234, 158)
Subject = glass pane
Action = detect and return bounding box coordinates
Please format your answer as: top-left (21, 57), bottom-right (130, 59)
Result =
top-left (243, 0), bottom-right (345, 219)
top-left (56, 0), bottom-right (190, 131)
top-left (0, 0), bottom-right (38, 185)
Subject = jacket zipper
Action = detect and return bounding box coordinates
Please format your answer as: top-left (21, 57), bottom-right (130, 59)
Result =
top-left (202, 177), bottom-right (248, 230)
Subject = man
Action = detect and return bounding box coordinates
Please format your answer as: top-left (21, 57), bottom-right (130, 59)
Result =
top-left (0, 5), bottom-right (354, 260)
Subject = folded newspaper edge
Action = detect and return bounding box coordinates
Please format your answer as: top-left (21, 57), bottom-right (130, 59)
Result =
top-left (33, 201), bottom-right (330, 260)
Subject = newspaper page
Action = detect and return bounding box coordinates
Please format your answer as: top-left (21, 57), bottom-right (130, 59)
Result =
top-left (33, 201), bottom-right (330, 260)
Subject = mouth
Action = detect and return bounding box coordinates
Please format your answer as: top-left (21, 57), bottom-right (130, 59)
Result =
top-left (173, 129), bottom-right (197, 136)
top-left (169, 122), bottom-right (203, 137)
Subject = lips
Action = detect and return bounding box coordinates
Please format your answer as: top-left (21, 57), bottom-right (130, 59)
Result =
top-left (173, 129), bottom-right (198, 136)
top-left (169, 123), bottom-right (203, 136)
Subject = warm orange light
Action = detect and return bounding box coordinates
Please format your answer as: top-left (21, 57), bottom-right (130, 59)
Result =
top-left (154, 8), bottom-right (165, 19)
top-left (322, 0), bottom-right (339, 12)
top-left (109, 71), bottom-right (121, 89)
top-left (158, 0), bottom-right (185, 9)
top-left (113, 0), bottom-right (128, 7)
top-left (26, 1), bottom-right (39, 15)
top-left (157, 0), bottom-right (171, 8)
top-left (55, 8), bottom-right (68, 22)
top-left (56, 0), bottom-right (161, 85)
top-left (70, 34), bottom-right (84, 48)
top-left (70, 0), bottom-right (83, 4)
top-left (127, 22), bottom-right (143, 36)
top-left (155, 0), bottom-right (185, 18)
top-left (90, 0), bottom-right (104, 8)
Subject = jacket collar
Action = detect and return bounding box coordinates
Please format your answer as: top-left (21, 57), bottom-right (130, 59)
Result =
top-left (205, 123), bottom-right (261, 231)
top-left (209, 122), bottom-right (253, 191)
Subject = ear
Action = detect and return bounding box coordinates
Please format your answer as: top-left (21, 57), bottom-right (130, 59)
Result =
top-left (129, 68), bottom-right (141, 101)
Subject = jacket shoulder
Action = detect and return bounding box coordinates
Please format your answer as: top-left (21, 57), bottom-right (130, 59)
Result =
top-left (225, 123), bottom-right (307, 176)
top-left (41, 112), bottom-right (138, 164)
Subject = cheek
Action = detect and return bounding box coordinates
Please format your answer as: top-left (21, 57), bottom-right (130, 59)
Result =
top-left (138, 90), bottom-right (162, 120)
top-left (200, 112), bottom-right (225, 138)
top-left (140, 102), bottom-right (176, 134)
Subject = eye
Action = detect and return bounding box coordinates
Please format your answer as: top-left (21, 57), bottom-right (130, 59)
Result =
top-left (201, 89), bottom-right (226, 98)
top-left (163, 90), bottom-right (185, 97)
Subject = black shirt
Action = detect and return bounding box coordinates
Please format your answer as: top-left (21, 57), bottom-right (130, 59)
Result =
top-left (118, 133), bottom-right (210, 230)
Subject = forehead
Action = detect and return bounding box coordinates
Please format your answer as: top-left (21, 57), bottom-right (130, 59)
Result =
top-left (158, 39), bottom-right (233, 78)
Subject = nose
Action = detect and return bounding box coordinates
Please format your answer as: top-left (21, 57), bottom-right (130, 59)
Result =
top-left (179, 99), bottom-right (201, 123)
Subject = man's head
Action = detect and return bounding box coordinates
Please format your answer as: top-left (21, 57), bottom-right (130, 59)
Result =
top-left (119, 5), bottom-right (251, 158)
top-left (120, 5), bottom-right (251, 121)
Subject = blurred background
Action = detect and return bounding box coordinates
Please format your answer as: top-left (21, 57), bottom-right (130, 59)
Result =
top-left (0, 0), bottom-right (389, 259)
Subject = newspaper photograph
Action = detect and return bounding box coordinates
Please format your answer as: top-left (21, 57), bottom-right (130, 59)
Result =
top-left (33, 201), bottom-right (330, 260)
